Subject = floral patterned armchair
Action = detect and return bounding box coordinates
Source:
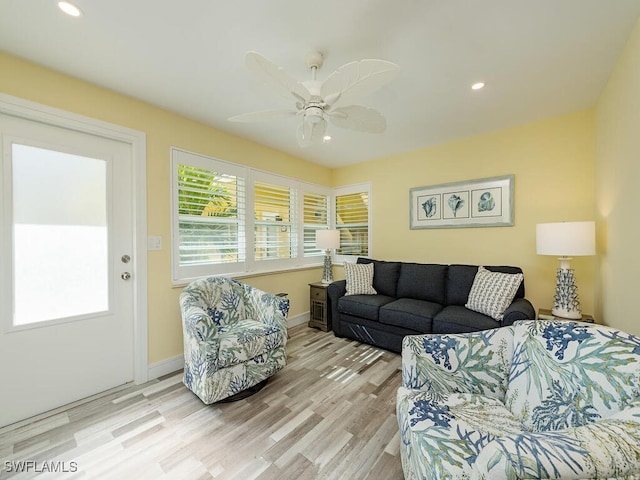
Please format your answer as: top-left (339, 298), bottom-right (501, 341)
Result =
top-left (180, 276), bottom-right (289, 404)
top-left (396, 320), bottom-right (640, 479)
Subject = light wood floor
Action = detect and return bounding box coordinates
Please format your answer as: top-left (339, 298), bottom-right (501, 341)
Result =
top-left (0, 325), bottom-right (404, 479)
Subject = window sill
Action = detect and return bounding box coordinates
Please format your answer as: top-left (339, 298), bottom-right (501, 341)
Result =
top-left (172, 263), bottom-right (325, 289)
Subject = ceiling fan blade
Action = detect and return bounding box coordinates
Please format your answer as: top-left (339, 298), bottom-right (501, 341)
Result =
top-left (329, 105), bottom-right (387, 133)
top-left (246, 51), bottom-right (311, 104)
top-left (296, 118), bottom-right (326, 147)
top-left (321, 59), bottom-right (399, 109)
top-left (228, 109), bottom-right (297, 122)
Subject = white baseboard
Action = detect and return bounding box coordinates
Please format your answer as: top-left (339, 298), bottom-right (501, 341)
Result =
top-left (148, 355), bottom-right (184, 380)
top-left (288, 311), bottom-right (309, 328)
top-left (147, 312), bottom-right (310, 380)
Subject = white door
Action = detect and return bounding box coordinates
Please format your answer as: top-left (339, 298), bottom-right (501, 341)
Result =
top-left (0, 113), bottom-right (135, 427)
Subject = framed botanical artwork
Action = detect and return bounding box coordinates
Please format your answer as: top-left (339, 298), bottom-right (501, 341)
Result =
top-left (409, 175), bottom-right (514, 229)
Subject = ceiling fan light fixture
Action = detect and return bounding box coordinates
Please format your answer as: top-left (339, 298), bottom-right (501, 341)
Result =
top-left (304, 106), bottom-right (324, 124)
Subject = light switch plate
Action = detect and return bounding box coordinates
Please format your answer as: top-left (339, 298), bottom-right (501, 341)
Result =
top-left (148, 236), bottom-right (162, 251)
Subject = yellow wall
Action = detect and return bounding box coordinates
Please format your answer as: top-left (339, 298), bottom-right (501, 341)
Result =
top-left (332, 110), bottom-right (597, 317)
top-left (3, 42), bottom-right (621, 365)
top-left (595, 17), bottom-right (640, 336)
top-left (0, 52), bottom-right (331, 364)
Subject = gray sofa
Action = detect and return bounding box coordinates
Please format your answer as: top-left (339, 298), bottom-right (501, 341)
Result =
top-left (327, 258), bottom-right (535, 353)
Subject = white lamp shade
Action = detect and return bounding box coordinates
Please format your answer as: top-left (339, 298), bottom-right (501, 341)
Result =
top-left (536, 221), bottom-right (596, 256)
top-left (316, 229), bottom-right (340, 250)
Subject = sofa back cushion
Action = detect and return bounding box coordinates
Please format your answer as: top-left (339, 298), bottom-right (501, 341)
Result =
top-left (447, 265), bottom-right (525, 306)
top-left (505, 320), bottom-right (640, 432)
top-left (357, 258), bottom-right (401, 297)
top-left (396, 263), bottom-right (447, 304)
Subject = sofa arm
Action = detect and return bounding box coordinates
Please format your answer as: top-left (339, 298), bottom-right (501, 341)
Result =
top-left (402, 326), bottom-right (514, 399)
top-left (327, 280), bottom-right (347, 334)
top-left (502, 297), bottom-right (535, 326)
top-left (472, 402), bottom-right (640, 480)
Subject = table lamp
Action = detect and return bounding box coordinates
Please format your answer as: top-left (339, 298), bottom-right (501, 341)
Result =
top-left (536, 221), bottom-right (595, 319)
top-left (316, 229), bottom-right (340, 284)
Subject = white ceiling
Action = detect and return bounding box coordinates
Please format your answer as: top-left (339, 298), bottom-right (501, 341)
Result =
top-left (1, 1), bottom-right (639, 168)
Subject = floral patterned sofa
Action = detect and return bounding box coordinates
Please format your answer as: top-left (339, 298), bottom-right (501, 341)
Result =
top-left (397, 320), bottom-right (640, 479)
top-left (180, 276), bottom-right (289, 404)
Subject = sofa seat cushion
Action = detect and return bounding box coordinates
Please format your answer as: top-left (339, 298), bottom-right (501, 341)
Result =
top-left (217, 319), bottom-right (285, 368)
top-left (397, 387), bottom-right (524, 480)
top-left (432, 305), bottom-right (498, 334)
top-left (379, 298), bottom-right (441, 332)
top-left (337, 294), bottom-right (395, 321)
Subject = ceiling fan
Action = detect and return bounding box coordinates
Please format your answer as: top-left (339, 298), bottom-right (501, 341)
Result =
top-left (228, 51), bottom-right (400, 147)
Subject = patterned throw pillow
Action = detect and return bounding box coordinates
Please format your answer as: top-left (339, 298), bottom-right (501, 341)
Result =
top-left (344, 262), bottom-right (377, 296)
top-left (465, 266), bottom-right (523, 321)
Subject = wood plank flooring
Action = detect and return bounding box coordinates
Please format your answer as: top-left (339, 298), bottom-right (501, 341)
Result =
top-left (0, 325), bottom-right (404, 479)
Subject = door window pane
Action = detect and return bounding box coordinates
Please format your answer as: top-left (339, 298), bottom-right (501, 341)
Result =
top-left (12, 144), bottom-right (108, 325)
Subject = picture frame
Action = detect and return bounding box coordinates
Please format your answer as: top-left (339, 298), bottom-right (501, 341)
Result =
top-left (409, 175), bottom-right (514, 229)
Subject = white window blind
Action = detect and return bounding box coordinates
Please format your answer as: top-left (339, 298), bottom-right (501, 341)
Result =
top-left (303, 191), bottom-right (329, 258)
top-left (254, 179), bottom-right (296, 262)
top-left (172, 149), bottom-right (246, 279)
top-left (335, 186), bottom-right (370, 258)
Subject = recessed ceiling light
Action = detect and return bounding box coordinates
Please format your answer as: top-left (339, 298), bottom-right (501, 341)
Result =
top-left (58, 1), bottom-right (82, 17)
top-left (323, 135), bottom-right (332, 143)
top-left (471, 82), bottom-right (486, 90)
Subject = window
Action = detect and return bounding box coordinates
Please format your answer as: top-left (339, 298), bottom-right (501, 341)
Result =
top-left (171, 148), bottom-right (334, 282)
top-left (334, 184), bottom-right (371, 261)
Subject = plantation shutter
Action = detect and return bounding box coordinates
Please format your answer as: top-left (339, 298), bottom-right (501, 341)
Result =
top-left (335, 189), bottom-right (369, 257)
top-left (172, 149), bottom-right (246, 279)
top-left (254, 180), bottom-right (296, 261)
top-left (303, 191), bottom-right (329, 257)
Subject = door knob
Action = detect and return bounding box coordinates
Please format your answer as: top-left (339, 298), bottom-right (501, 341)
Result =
top-left (121, 272), bottom-right (131, 280)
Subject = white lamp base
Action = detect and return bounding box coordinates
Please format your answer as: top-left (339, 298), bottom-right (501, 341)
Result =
top-left (551, 257), bottom-right (582, 319)
top-left (551, 306), bottom-right (582, 320)
top-left (321, 250), bottom-right (333, 284)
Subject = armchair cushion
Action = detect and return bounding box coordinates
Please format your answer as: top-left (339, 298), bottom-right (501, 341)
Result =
top-left (473, 400), bottom-right (640, 480)
top-left (217, 320), bottom-right (285, 368)
top-left (505, 321), bottom-right (640, 432)
top-left (397, 321), bottom-right (640, 479)
top-left (397, 388), bottom-right (524, 480)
